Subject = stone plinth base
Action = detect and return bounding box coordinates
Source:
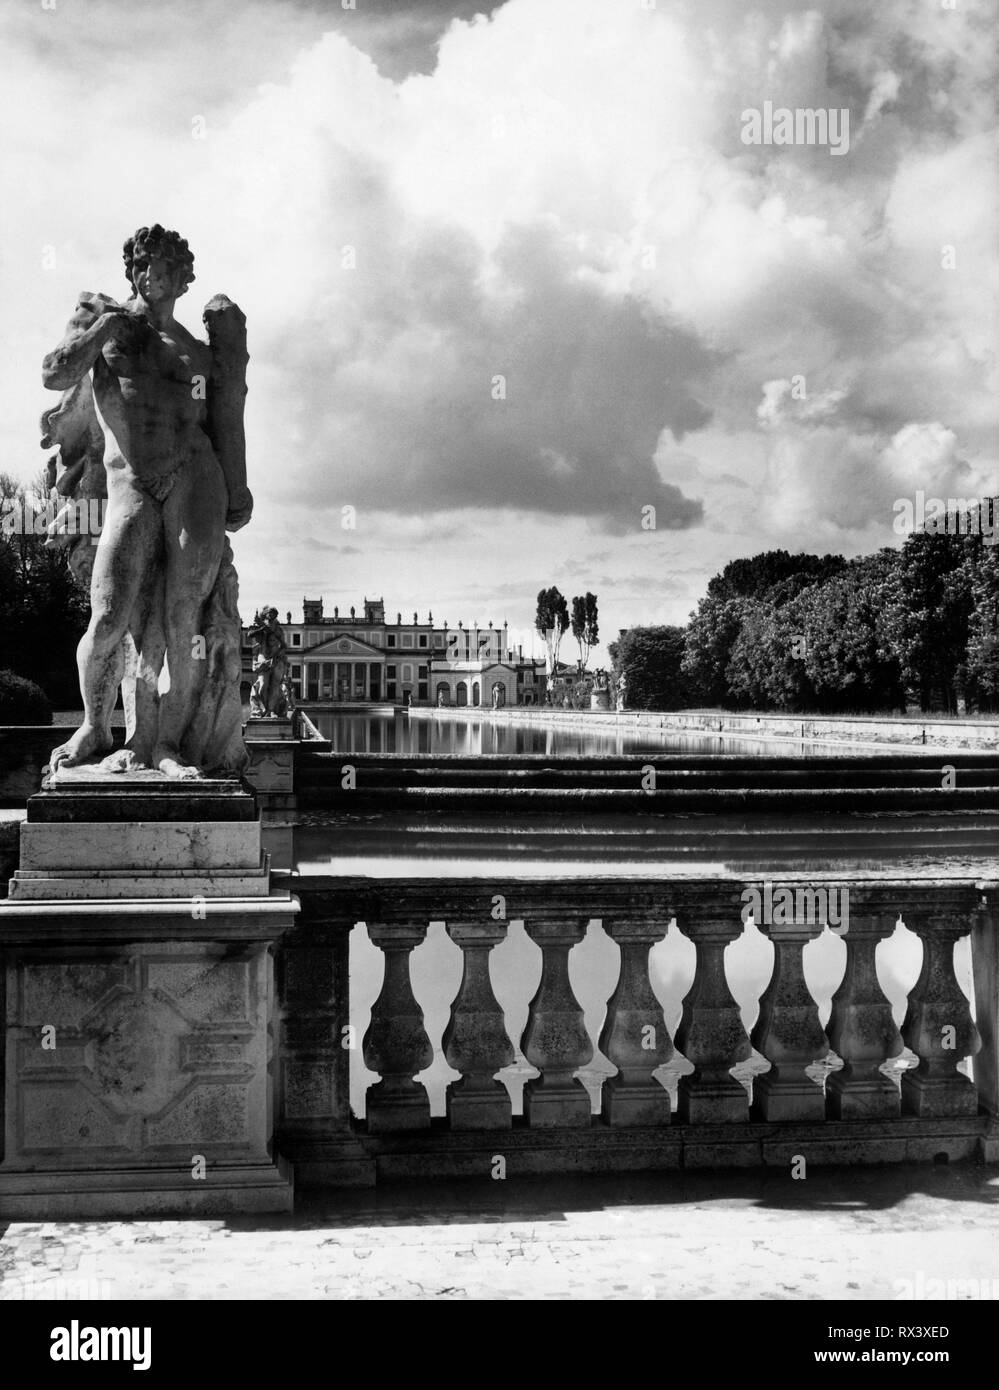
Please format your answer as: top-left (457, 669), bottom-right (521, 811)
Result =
top-left (901, 1069), bottom-right (980, 1118)
top-left (0, 1160), bottom-right (293, 1218)
top-left (365, 1081), bottom-right (431, 1132)
top-left (677, 1076), bottom-right (749, 1124)
top-left (446, 1081), bottom-right (512, 1131)
top-left (752, 1074), bottom-right (826, 1123)
top-left (244, 724), bottom-right (296, 811)
top-left (245, 717), bottom-right (296, 742)
top-left (10, 861), bottom-right (270, 900)
top-left (523, 1079), bottom-right (592, 1127)
top-left (602, 1077), bottom-right (670, 1127)
top-left (0, 895), bottom-right (297, 1223)
top-left (32, 767), bottom-right (256, 821)
top-left (18, 819), bottom-right (261, 872)
top-left (826, 1072), bottom-right (901, 1120)
top-left (980, 1117), bottom-right (999, 1163)
top-left (9, 776), bottom-right (270, 903)
top-left (1, 775), bottom-right (297, 1217)
top-left (0, 894), bottom-right (298, 1217)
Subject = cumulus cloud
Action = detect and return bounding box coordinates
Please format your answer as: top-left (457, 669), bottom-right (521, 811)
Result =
top-left (1, 0), bottom-right (996, 653)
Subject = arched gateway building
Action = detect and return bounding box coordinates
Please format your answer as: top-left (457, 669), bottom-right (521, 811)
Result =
top-left (242, 596), bottom-right (545, 708)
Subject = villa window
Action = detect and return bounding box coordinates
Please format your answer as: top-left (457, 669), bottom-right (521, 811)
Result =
top-left (419, 634), bottom-right (428, 648)
top-left (291, 632), bottom-right (302, 647)
top-left (387, 634), bottom-right (396, 648)
top-left (387, 665), bottom-right (397, 679)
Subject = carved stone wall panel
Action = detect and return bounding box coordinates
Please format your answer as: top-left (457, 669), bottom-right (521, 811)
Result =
top-left (145, 958), bottom-right (253, 1026)
top-left (4, 942), bottom-right (271, 1168)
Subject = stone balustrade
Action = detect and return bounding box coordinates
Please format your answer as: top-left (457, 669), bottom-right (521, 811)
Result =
top-left (274, 877), bottom-right (999, 1185)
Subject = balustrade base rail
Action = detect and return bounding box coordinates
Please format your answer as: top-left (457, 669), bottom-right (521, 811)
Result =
top-left (281, 1115), bottom-right (997, 1188)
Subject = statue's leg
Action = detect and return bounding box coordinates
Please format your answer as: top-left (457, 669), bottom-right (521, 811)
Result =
top-left (100, 570), bottom-right (164, 773)
top-left (132, 568), bottom-right (165, 763)
top-left (155, 447), bottom-right (227, 779)
top-left (50, 474), bottom-right (160, 771)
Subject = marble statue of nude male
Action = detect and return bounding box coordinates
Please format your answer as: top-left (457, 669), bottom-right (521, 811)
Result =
top-left (41, 225), bottom-right (252, 779)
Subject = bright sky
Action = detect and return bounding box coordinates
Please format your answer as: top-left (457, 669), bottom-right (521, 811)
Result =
top-left (1, 0), bottom-right (996, 666)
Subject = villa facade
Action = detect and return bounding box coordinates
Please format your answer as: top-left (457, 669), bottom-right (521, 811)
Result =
top-left (243, 596), bottom-right (546, 707)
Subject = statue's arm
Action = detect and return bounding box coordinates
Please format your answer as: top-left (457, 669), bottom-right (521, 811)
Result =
top-left (42, 294), bottom-right (124, 391)
top-left (203, 295), bottom-right (253, 532)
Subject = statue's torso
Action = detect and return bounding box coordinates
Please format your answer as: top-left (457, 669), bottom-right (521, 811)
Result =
top-left (93, 311), bottom-right (215, 480)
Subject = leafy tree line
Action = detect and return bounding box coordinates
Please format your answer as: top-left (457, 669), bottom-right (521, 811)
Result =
top-left (0, 472), bottom-right (89, 712)
top-left (613, 509), bottom-right (999, 715)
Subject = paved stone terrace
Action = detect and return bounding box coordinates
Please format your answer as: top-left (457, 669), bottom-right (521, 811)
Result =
top-left (1, 1165), bottom-right (997, 1300)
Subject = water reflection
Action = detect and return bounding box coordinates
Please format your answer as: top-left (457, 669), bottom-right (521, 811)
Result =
top-left (286, 810), bottom-right (999, 880)
top-left (310, 710), bottom-right (884, 758)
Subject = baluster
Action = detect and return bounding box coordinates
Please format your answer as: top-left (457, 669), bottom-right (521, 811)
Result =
top-left (599, 918), bottom-right (673, 1126)
top-left (675, 899), bottom-right (752, 1123)
top-left (752, 919), bottom-right (828, 1122)
top-left (826, 912), bottom-right (903, 1118)
top-left (443, 922), bottom-right (514, 1129)
top-left (521, 918), bottom-right (593, 1127)
top-left (901, 912), bottom-right (981, 1117)
top-left (362, 922), bottom-right (433, 1131)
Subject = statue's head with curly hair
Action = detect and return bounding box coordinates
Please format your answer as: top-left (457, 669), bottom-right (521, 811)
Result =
top-left (123, 224), bottom-right (195, 302)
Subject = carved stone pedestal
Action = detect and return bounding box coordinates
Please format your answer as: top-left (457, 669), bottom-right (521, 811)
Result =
top-left (244, 717), bottom-right (296, 812)
top-left (0, 777), bottom-right (297, 1217)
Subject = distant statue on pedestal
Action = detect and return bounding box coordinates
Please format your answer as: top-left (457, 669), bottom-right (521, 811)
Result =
top-left (248, 608), bottom-right (289, 717)
top-left (615, 673), bottom-right (627, 711)
top-left (41, 223), bottom-right (252, 778)
top-left (281, 674), bottom-right (297, 713)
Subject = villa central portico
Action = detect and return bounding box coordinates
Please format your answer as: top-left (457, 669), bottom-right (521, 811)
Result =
top-left (298, 631), bottom-right (388, 703)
